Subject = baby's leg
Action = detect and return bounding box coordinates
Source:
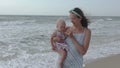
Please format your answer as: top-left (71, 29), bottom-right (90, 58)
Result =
top-left (58, 48), bottom-right (67, 68)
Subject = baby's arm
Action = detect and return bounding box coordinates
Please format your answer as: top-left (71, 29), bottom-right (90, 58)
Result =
top-left (52, 31), bottom-right (63, 43)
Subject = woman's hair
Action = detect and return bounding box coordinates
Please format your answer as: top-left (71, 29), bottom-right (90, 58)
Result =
top-left (69, 7), bottom-right (90, 28)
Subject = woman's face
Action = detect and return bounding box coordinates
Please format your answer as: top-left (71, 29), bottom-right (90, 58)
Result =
top-left (70, 13), bottom-right (81, 26)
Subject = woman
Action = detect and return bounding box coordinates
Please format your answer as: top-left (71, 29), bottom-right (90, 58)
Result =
top-left (63, 7), bottom-right (91, 68)
top-left (51, 7), bottom-right (91, 68)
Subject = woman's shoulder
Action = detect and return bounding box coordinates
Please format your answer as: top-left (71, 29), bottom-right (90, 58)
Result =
top-left (84, 28), bottom-right (91, 35)
top-left (85, 28), bottom-right (91, 32)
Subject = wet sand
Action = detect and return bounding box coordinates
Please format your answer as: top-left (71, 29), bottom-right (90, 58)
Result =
top-left (85, 54), bottom-right (120, 68)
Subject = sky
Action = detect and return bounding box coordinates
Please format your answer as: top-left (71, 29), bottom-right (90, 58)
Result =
top-left (0, 0), bottom-right (120, 16)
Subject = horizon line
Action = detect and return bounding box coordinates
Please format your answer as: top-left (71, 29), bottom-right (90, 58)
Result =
top-left (0, 14), bottom-right (120, 17)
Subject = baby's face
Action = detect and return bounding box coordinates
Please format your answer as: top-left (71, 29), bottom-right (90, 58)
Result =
top-left (57, 22), bottom-right (66, 32)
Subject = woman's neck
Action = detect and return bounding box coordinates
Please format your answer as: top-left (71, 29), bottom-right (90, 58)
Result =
top-left (72, 25), bottom-right (84, 33)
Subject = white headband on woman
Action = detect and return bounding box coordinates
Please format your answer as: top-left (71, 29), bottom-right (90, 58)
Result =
top-left (70, 10), bottom-right (81, 17)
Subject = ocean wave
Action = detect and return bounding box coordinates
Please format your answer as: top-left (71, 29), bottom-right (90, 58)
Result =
top-left (0, 20), bottom-right (37, 26)
top-left (84, 40), bottom-right (120, 63)
top-left (0, 16), bottom-right (119, 68)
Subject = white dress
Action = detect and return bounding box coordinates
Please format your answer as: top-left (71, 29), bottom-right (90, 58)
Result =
top-left (62, 32), bottom-right (85, 68)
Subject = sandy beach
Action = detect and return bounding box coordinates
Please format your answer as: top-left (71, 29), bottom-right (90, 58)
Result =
top-left (85, 54), bottom-right (120, 68)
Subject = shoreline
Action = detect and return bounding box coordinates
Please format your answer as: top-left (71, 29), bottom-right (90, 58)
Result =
top-left (85, 54), bottom-right (120, 68)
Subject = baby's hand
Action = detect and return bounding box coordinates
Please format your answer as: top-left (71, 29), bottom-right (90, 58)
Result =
top-left (53, 36), bottom-right (62, 42)
top-left (65, 29), bottom-right (74, 38)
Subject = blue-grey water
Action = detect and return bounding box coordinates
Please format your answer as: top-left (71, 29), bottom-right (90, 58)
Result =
top-left (0, 15), bottom-right (120, 68)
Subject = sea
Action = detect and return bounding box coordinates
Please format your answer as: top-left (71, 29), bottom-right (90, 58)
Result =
top-left (0, 15), bottom-right (120, 68)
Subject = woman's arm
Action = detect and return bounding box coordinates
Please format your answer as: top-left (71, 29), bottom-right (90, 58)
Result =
top-left (50, 31), bottom-right (63, 51)
top-left (69, 28), bottom-right (91, 55)
top-left (50, 31), bottom-right (57, 51)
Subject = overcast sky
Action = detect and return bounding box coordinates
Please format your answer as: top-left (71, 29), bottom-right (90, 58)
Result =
top-left (0, 0), bottom-right (120, 16)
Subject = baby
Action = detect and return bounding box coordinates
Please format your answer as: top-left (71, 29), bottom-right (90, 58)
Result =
top-left (51, 19), bottom-right (68, 68)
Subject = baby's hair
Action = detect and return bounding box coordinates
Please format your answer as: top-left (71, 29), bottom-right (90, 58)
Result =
top-left (56, 18), bottom-right (66, 25)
